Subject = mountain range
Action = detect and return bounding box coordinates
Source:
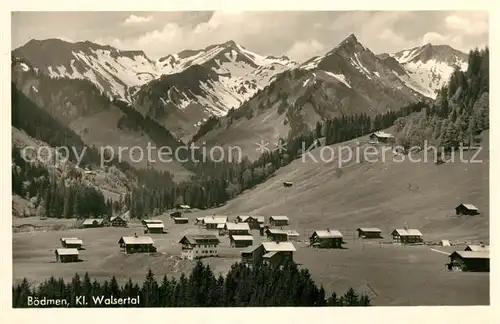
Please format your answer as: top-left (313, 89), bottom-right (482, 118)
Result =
top-left (12, 33), bottom-right (469, 160)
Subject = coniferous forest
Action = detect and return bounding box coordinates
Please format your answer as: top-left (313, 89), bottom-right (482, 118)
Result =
top-left (13, 261), bottom-right (370, 307)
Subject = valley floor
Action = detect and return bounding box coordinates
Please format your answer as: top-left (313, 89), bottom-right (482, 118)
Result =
top-left (12, 213), bottom-right (489, 306)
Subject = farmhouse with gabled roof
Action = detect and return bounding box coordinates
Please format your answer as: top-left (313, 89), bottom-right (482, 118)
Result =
top-left (309, 229), bottom-right (343, 248)
top-left (391, 228), bottom-right (423, 244)
top-left (455, 204), bottom-right (480, 216)
top-left (241, 241), bottom-right (296, 266)
top-left (118, 235), bottom-right (157, 254)
top-left (55, 248), bottom-right (79, 263)
top-left (179, 234), bottom-right (220, 260)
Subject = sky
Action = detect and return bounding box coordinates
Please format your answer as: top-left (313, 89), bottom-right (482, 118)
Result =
top-left (11, 11), bottom-right (489, 63)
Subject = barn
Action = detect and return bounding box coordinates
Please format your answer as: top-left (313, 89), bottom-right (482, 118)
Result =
top-left (174, 217), bottom-right (189, 224)
top-left (118, 235), bottom-right (156, 254)
top-left (269, 216), bottom-right (289, 227)
top-left (203, 216), bottom-right (228, 229)
top-left (60, 237), bottom-right (83, 249)
top-left (241, 242), bottom-right (296, 266)
top-left (265, 228), bottom-right (289, 242)
top-left (455, 204), bottom-right (480, 216)
top-left (309, 229), bottom-right (343, 248)
top-left (357, 228), bottom-right (382, 238)
top-left (55, 248), bottom-right (79, 263)
top-left (230, 235), bottom-right (254, 248)
top-left (447, 251), bottom-right (489, 272)
top-left (141, 219), bottom-right (163, 226)
top-left (391, 228), bottom-right (423, 244)
top-left (82, 218), bottom-right (104, 228)
top-left (145, 223), bottom-right (165, 234)
top-left (224, 222), bottom-right (251, 236)
top-left (369, 131), bottom-right (395, 144)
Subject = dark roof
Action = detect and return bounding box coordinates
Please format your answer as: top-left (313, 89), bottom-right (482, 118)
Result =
top-left (357, 227), bottom-right (381, 232)
top-left (110, 215), bottom-right (127, 222)
top-left (179, 234), bottom-right (220, 245)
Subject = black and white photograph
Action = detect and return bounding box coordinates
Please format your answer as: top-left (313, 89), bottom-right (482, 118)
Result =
top-left (5, 4), bottom-right (495, 318)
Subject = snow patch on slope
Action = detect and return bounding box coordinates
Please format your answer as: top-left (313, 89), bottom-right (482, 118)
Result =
top-left (401, 59), bottom-right (468, 99)
top-left (323, 71), bottom-right (352, 88)
top-left (20, 63), bottom-right (30, 72)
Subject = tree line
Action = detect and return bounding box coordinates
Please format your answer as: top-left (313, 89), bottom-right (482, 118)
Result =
top-left (13, 261), bottom-right (371, 307)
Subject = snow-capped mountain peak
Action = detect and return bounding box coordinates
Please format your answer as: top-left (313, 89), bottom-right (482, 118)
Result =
top-left (12, 38), bottom-right (161, 100)
top-left (157, 40), bottom-right (298, 74)
top-left (387, 43), bottom-right (468, 99)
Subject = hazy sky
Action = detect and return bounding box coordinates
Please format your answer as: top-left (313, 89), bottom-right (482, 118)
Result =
top-left (11, 11), bottom-right (489, 62)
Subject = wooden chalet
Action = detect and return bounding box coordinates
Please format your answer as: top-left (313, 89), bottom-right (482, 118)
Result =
top-left (224, 222), bottom-right (251, 236)
top-left (309, 229), bottom-right (343, 248)
top-left (447, 251), bottom-right (489, 272)
top-left (118, 235), bottom-right (156, 254)
top-left (55, 248), bottom-right (79, 263)
top-left (235, 215), bottom-right (261, 230)
top-left (464, 244), bottom-right (489, 252)
top-left (357, 228), bottom-right (382, 238)
top-left (230, 235), bottom-right (254, 248)
top-left (60, 237), bottom-right (83, 249)
top-left (141, 219), bottom-right (163, 226)
top-left (179, 234), bottom-right (220, 260)
top-left (455, 204), bottom-right (480, 216)
top-left (369, 131), bottom-right (395, 144)
top-left (82, 218), bottom-right (104, 228)
top-left (269, 216), bottom-right (289, 227)
top-left (241, 241), bottom-right (296, 266)
top-left (174, 217), bottom-right (189, 224)
top-left (391, 228), bottom-right (423, 244)
top-left (265, 228), bottom-right (289, 242)
top-left (203, 215), bottom-right (228, 229)
top-left (236, 215), bottom-right (252, 223)
top-left (110, 213), bottom-right (128, 227)
top-left (145, 223), bottom-right (165, 234)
